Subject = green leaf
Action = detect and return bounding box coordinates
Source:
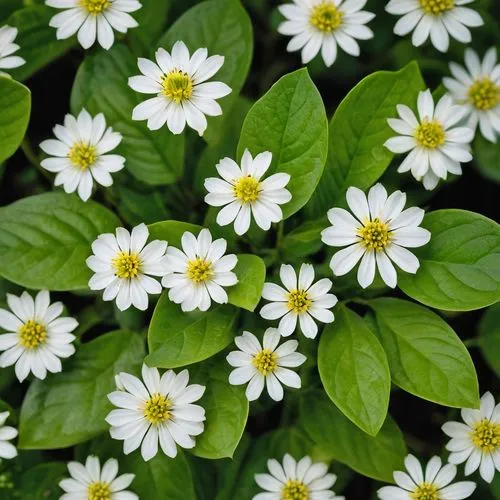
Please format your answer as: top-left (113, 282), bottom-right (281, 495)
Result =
top-left (0, 77), bottom-right (30, 164)
top-left (132, 0), bottom-right (171, 45)
top-left (148, 220), bottom-right (201, 247)
top-left (18, 331), bottom-right (145, 449)
top-left (318, 305), bottom-right (390, 435)
top-left (19, 462), bottom-right (67, 500)
top-left (281, 217), bottom-right (327, 261)
top-left (368, 298), bottom-right (479, 408)
top-left (473, 134), bottom-right (500, 184)
top-left (237, 68), bottom-right (328, 219)
top-left (0, 193), bottom-right (120, 290)
top-left (478, 303), bottom-right (500, 378)
top-left (114, 185), bottom-right (170, 226)
top-left (306, 61), bottom-right (425, 218)
top-left (300, 390), bottom-right (406, 482)
top-left (146, 291), bottom-right (237, 368)
top-left (71, 44), bottom-right (185, 186)
top-left (398, 210), bottom-right (500, 311)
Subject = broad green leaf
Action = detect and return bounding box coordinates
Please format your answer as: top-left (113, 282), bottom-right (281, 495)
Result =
top-left (368, 298), bottom-right (479, 408)
top-left (398, 210), bottom-right (500, 311)
top-left (0, 77), bottom-right (30, 164)
top-left (19, 462), bottom-right (67, 500)
top-left (478, 303), bottom-right (500, 378)
top-left (281, 217), bottom-right (327, 261)
top-left (71, 44), bottom-right (185, 186)
top-left (148, 220), bottom-right (201, 247)
top-left (0, 193), bottom-right (120, 290)
top-left (318, 305), bottom-right (390, 435)
top-left (133, 0), bottom-right (171, 45)
top-left (237, 68), bottom-right (328, 219)
top-left (0, 0), bottom-right (22, 22)
top-left (18, 331), bottom-right (144, 449)
top-left (300, 390), bottom-right (406, 482)
top-left (473, 134), bottom-right (500, 184)
top-left (306, 61), bottom-right (425, 217)
top-left (114, 185), bottom-right (170, 226)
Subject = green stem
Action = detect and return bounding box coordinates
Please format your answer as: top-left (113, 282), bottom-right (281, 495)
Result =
top-left (21, 138), bottom-right (52, 182)
top-left (464, 338), bottom-right (480, 348)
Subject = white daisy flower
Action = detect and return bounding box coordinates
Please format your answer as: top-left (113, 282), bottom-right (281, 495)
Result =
top-left (0, 412), bottom-right (17, 460)
top-left (385, 0), bottom-right (483, 53)
top-left (161, 228), bottom-right (238, 312)
top-left (0, 290), bottom-right (77, 382)
top-left (277, 0), bottom-right (375, 67)
top-left (253, 453), bottom-right (344, 500)
top-left (442, 391), bottom-right (500, 483)
top-left (40, 109), bottom-right (125, 202)
top-left (0, 26), bottom-right (25, 77)
top-left (321, 183), bottom-right (431, 289)
top-left (87, 223), bottom-right (168, 312)
top-left (377, 454), bottom-right (476, 500)
top-left (106, 363), bottom-right (206, 462)
top-left (129, 41), bottom-right (232, 136)
top-left (59, 455), bottom-right (137, 500)
top-left (227, 329), bottom-right (306, 402)
top-left (46, 0), bottom-right (142, 50)
top-left (385, 89), bottom-right (474, 190)
top-left (260, 263), bottom-right (337, 339)
top-left (444, 48), bottom-right (500, 143)
top-left (204, 149), bottom-right (292, 236)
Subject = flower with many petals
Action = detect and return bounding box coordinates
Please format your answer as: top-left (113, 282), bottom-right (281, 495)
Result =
top-left (0, 26), bottom-right (25, 77)
top-left (0, 412), bottom-right (17, 460)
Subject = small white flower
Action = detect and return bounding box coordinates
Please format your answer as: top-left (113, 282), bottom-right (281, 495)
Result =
top-left (227, 329), bottom-right (306, 402)
top-left (442, 391), bottom-right (500, 484)
top-left (321, 183), bottom-right (431, 289)
top-left (46, 0), bottom-right (142, 50)
top-left (444, 48), bottom-right (500, 143)
top-left (385, 89), bottom-right (474, 190)
top-left (0, 26), bottom-right (25, 77)
top-left (106, 364), bottom-right (206, 462)
top-left (161, 228), bottom-right (238, 312)
top-left (0, 290), bottom-right (77, 382)
top-left (277, 0), bottom-right (375, 67)
top-left (253, 453), bottom-right (344, 500)
top-left (0, 412), bottom-right (17, 460)
top-left (260, 263), bottom-right (337, 339)
top-left (377, 454), bottom-right (476, 500)
top-left (385, 0), bottom-right (483, 53)
top-left (40, 109), bottom-right (125, 202)
top-left (204, 150), bottom-right (292, 236)
top-left (129, 41), bottom-right (231, 136)
top-left (59, 455), bottom-right (138, 500)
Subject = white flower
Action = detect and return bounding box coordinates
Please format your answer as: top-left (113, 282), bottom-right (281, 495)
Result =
top-left (442, 391), bottom-right (500, 483)
top-left (59, 455), bottom-right (138, 500)
top-left (0, 412), bottom-right (17, 460)
top-left (385, 0), bottom-right (483, 53)
top-left (40, 109), bottom-right (125, 202)
top-left (0, 290), bottom-right (77, 382)
top-left (106, 363), bottom-right (205, 462)
top-left (0, 26), bottom-right (25, 77)
top-left (444, 48), bottom-right (500, 143)
top-left (253, 453), bottom-right (344, 500)
top-left (161, 228), bottom-right (238, 312)
top-left (204, 150), bottom-right (292, 236)
top-left (260, 263), bottom-right (337, 339)
top-left (385, 89), bottom-right (474, 190)
top-left (129, 41), bottom-right (231, 136)
top-left (46, 0), bottom-right (141, 50)
top-left (321, 183), bottom-right (431, 289)
top-left (277, 0), bottom-right (375, 67)
top-left (227, 329), bottom-right (306, 402)
top-left (87, 223), bottom-right (167, 312)
top-left (377, 454), bottom-right (476, 500)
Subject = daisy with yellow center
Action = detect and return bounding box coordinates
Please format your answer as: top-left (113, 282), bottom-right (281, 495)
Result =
top-left (0, 25), bottom-right (25, 77)
top-left (227, 329), bottom-right (306, 402)
top-left (0, 412), bottom-right (18, 460)
top-left (260, 263), bottom-right (337, 339)
top-left (107, 364), bottom-right (206, 461)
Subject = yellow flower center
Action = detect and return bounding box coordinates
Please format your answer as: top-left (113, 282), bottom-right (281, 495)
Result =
top-left (358, 218), bottom-right (390, 251)
top-left (471, 419), bottom-right (500, 453)
top-left (414, 120), bottom-right (445, 149)
top-left (81, 0), bottom-right (110, 14)
top-left (144, 393), bottom-right (172, 425)
top-left (87, 481), bottom-right (111, 500)
top-left (161, 70), bottom-right (193, 103)
top-left (19, 320), bottom-right (47, 349)
top-left (287, 290), bottom-right (312, 313)
top-left (310, 1), bottom-right (343, 32)
top-left (419, 0), bottom-right (454, 15)
top-left (411, 483), bottom-right (439, 500)
top-left (186, 258), bottom-right (213, 283)
top-left (68, 142), bottom-right (97, 170)
top-left (468, 78), bottom-right (500, 111)
top-left (252, 349), bottom-right (277, 376)
top-left (282, 479), bottom-right (309, 500)
top-left (112, 252), bottom-right (141, 279)
top-left (233, 176), bottom-right (261, 203)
